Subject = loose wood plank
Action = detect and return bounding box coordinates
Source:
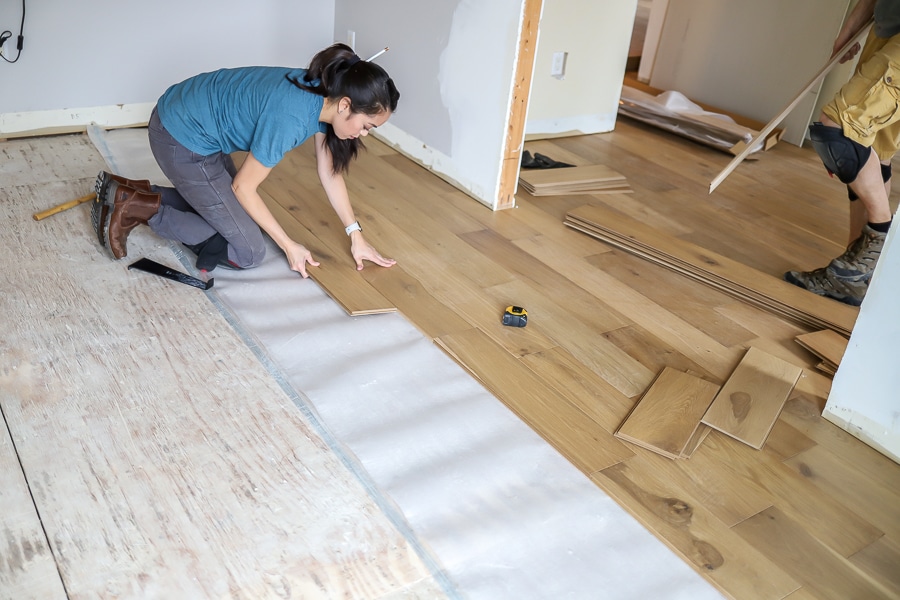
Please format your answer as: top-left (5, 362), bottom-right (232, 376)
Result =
top-left (262, 190), bottom-right (397, 315)
top-left (795, 329), bottom-right (848, 371)
top-left (564, 203), bottom-right (859, 336)
top-left (615, 367), bottom-right (720, 459)
top-left (702, 347), bottom-right (803, 449)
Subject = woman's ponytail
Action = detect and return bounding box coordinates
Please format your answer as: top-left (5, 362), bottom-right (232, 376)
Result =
top-left (287, 43), bottom-right (400, 174)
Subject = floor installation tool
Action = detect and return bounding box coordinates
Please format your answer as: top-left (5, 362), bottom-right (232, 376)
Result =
top-left (32, 193), bottom-right (93, 221)
top-left (128, 258), bottom-right (213, 290)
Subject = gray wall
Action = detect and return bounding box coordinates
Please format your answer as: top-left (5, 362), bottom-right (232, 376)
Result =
top-left (334, 0), bottom-right (525, 208)
top-left (0, 0), bottom-right (334, 115)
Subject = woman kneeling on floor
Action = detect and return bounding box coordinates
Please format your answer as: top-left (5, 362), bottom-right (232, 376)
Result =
top-left (91, 42), bottom-right (399, 276)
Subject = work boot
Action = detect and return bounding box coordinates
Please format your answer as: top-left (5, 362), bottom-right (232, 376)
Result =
top-left (784, 266), bottom-right (869, 306)
top-left (91, 171), bottom-right (152, 247)
top-left (827, 224), bottom-right (886, 280)
top-left (97, 181), bottom-right (161, 259)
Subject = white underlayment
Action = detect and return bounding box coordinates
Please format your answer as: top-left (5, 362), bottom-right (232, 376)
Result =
top-left (91, 126), bottom-right (722, 600)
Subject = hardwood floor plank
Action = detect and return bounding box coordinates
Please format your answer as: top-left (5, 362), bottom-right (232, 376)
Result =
top-left (701, 347), bottom-right (803, 449)
top-left (761, 420), bottom-right (818, 462)
top-left (680, 432), bottom-right (882, 555)
top-left (518, 347), bottom-right (636, 434)
top-left (358, 265), bottom-right (472, 339)
top-left (484, 278), bottom-right (655, 397)
top-left (263, 195), bottom-right (396, 315)
top-left (435, 328), bottom-right (635, 474)
top-left (784, 444), bottom-right (900, 539)
top-left (848, 535), bottom-right (900, 598)
top-left (733, 507), bottom-right (894, 600)
top-left (794, 329), bottom-right (848, 368)
top-left (615, 367), bottom-right (720, 459)
top-left (588, 249), bottom-right (758, 349)
top-left (512, 234), bottom-right (741, 379)
top-left (594, 460), bottom-right (800, 600)
top-left (459, 228), bottom-right (630, 334)
top-left (565, 203), bottom-right (859, 335)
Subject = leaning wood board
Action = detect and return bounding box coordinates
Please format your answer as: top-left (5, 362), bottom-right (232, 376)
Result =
top-left (615, 367), bottom-right (721, 459)
top-left (701, 347), bottom-right (803, 449)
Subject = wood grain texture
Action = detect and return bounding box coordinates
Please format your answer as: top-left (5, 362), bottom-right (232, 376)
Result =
top-left (615, 367), bottom-right (720, 459)
top-left (733, 507), bottom-right (893, 600)
top-left (0, 406), bottom-right (67, 599)
top-left (595, 461), bottom-right (800, 599)
top-left (0, 140), bottom-right (443, 599)
top-left (9, 114), bottom-right (900, 599)
top-left (701, 347), bottom-right (803, 449)
top-left (794, 329), bottom-right (848, 371)
top-left (565, 202), bottom-right (859, 336)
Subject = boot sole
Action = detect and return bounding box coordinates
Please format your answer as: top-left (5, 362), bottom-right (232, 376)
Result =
top-left (91, 172), bottom-right (117, 252)
top-left (783, 271), bottom-right (863, 306)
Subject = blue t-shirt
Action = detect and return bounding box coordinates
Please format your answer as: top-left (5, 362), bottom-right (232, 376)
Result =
top-left (156, 67), bottom-right (327, 168)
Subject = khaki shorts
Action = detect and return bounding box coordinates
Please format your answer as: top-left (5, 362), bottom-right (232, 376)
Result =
top-left (823, 29), bottom-right (900, 161)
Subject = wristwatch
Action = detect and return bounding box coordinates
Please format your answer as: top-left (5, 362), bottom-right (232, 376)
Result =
top-left (345, 221), bottom-right (362, 236)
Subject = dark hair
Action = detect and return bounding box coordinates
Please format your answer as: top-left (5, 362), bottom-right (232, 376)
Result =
top-left (286, 43), bottom-right (400, 174)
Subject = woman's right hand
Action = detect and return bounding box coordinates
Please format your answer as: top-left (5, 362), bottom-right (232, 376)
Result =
top-left (282, 240), bottom-right (321, 278)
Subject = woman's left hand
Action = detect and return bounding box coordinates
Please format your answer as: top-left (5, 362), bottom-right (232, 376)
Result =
top-left (350, 232), bottom-right (396, 270)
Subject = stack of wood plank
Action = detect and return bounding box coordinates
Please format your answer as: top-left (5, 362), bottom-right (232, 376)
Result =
top-left (564, 203), bottom-right (857, 337)
top-left (616, 347), bottom-right (803, 458)
top-left (795, 329), bottom-right (849, 376)
top-left (614, 367), bottom-right (718, 459)
top-left (518, 164), bottom-right (631, 196)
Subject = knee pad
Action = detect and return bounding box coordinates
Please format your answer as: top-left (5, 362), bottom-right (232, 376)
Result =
top-left (808, 122), bottom-right (871, 184)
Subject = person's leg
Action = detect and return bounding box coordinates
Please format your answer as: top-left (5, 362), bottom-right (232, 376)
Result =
top-left (147, 108), bottom-right (266, 269)
top-left (785, 31), bottom-right (896, 304)
top-left (845, 159), bottom-right (892, 243)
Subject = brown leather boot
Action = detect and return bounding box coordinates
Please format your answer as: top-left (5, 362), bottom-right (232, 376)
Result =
top-left (106, 183), bottom-right (161, 259)
top-left (91, 171), bottom-right (153, 248)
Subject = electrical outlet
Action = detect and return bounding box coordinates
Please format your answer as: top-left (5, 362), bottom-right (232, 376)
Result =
top-left (347, 30), bottom-right (356, 51)
top-left (551, 51), bottom-right (567, 79)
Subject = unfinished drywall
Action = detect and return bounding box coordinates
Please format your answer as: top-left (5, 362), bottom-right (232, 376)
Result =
top-left (825, 217), bottom-right (900, 465)
top-left (334, 0), bottom-right (525, 209)
top-left (525, 0), bottom-right (637, 138)
top-left (0, 0), bottom-right (335, 135)
top-left (649, 0), bottom-right (850, 145)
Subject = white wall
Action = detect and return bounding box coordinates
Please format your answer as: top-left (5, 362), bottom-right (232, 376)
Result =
top-left (0, 0), bottom-right (334, 133)
top-left (825, 217), bottom-right (900, 464)
top-left (526, 0), bottom-right (637, 138)
top-left (649, 0), bottom-right (850, 145)
top-left (334, 0), bottom-right (526, 209)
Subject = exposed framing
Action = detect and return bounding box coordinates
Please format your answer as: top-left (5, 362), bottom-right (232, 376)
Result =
top-left (496, 0), bottom-right (543, 210)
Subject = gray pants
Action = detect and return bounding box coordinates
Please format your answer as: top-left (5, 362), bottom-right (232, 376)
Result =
top-left (147, 107), bottom-right (266, 268)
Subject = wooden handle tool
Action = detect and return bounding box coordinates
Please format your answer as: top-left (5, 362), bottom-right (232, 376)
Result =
top-left (32, 193), bottom-right (94, 221)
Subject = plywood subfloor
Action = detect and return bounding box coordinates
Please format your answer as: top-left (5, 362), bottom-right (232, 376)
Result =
top-left (0, 135), bottom-right (449, 599)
